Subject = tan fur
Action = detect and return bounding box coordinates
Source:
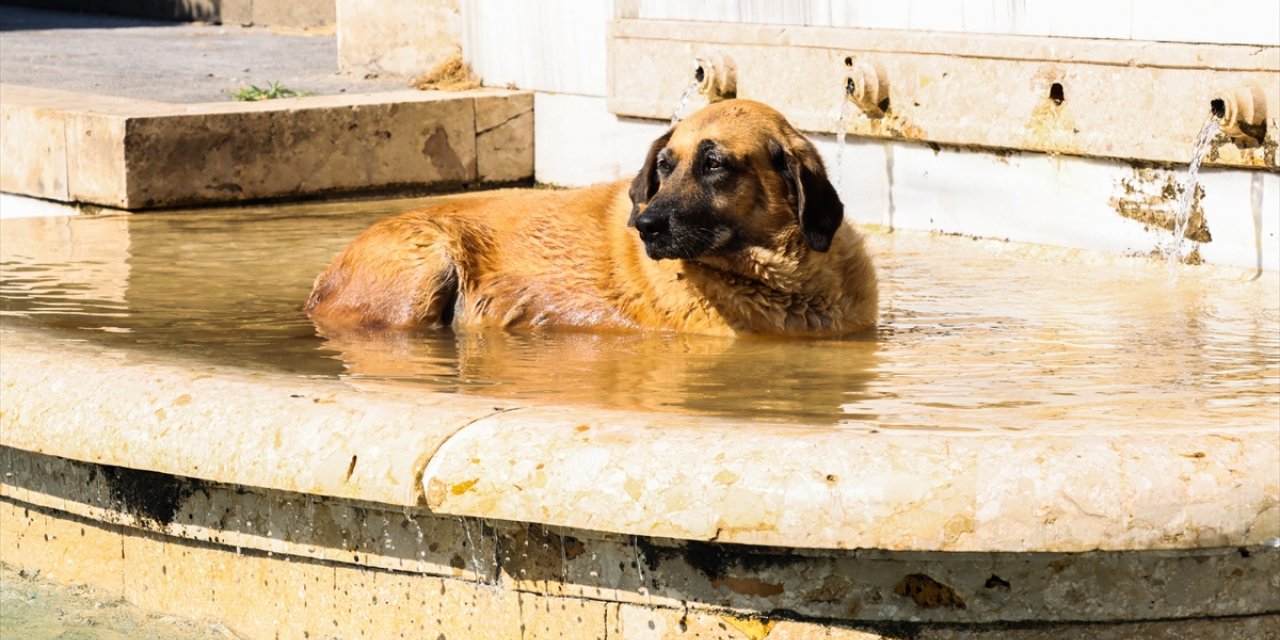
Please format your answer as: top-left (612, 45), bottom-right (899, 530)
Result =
top-left (306, 100), bottom-right (877, 337)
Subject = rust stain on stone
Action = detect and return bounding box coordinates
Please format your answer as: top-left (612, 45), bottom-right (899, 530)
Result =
top-left (711, 576), bottom-right (785, 597)
top-left (450, 478), bottom-right (479, 495)
top-left (894, 573), bottom-right (967, 609)
top-left (1025, 98), bottom-right (1079, 154)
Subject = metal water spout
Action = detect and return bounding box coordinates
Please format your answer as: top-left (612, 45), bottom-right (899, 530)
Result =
top-left (1211, 86), bottom-right (1268, 147)
top-left (845, 58), bottom-right (889, 118)
top-left (694, 53), bottom-right (736, 102)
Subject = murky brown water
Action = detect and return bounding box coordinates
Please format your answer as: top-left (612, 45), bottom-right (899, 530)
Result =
top-left (2, 196), bottom-right (1277, 430)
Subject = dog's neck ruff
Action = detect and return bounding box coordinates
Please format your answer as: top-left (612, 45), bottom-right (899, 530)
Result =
top-left (688, 236), bottom-right (816, 296)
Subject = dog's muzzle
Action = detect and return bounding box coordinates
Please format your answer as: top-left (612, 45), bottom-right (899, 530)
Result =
top-left (633, 211), bottom-right (668, 245)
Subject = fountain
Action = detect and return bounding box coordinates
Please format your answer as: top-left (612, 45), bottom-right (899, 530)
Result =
top-left (1, 10), bottom-right (1277, 640)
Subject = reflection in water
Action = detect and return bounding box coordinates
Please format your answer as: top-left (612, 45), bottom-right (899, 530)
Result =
top-left (1, 196), bottom-right (1277, 431)
top-left (318, 326), bottom-right (878, 423)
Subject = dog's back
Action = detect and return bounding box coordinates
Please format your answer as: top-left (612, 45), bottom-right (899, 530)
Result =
top-left (305, 182), bottom-right (642, 332)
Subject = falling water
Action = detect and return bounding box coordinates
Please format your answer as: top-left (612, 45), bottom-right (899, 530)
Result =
top-left (1165, 116), bottom-right (1220, 266)
top-left (403, 507), bottom-right (427, 572)
top-left (559, 532), bottom-right (569, 584)
top-left (670, 80), bottom-right (700, 126)
top-left (632, 535), bottom-right (653, 606)
top-left (459, 517), bottom-right (482, 579)
top-left (1251, 172), bottom-right (1265, 279)
top-left (833, 86), bottom-right (856, 197)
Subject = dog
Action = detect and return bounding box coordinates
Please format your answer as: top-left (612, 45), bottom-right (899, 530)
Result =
top-left (305, 99), bottom-right (877, 337)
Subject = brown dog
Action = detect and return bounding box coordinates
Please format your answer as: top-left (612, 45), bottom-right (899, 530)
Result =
top-left (305, 99), bottom-right (877, 336)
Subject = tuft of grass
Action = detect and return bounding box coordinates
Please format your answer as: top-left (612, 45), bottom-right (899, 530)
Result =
top-left (232, 81), bottom-right (312, 101)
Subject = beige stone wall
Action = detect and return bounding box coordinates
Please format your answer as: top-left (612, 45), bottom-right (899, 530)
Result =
top-left (221, 0), bottom-right (336, 28)
top-left (3, 483), bottom-right (1277, 640)
top-left (338, 0), bottom-right (462, 78)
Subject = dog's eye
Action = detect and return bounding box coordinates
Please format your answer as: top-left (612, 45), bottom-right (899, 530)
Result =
top-left (705, 157), bottom-right (724, 172)
top-left (656, 156), bottom-right (672, 176)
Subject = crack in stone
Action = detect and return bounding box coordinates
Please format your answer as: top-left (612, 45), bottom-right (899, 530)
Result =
top-left (412, 406), bottom-right (525, 506)
top-left (477, 108), bottom-right (532, 136)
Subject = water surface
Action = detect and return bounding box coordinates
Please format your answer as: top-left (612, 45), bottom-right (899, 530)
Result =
top-left (2, 196), bottom-right (1276, 431)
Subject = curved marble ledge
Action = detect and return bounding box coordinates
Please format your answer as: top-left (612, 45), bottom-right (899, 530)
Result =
top-left (3, 327), bottom-right (1277, 553)
top-left (422, 407), bottom-right (1279, 552)
top-left (0, 327), bottom-right (504, 508)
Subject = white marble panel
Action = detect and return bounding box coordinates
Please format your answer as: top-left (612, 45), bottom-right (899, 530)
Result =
top-left (462, 0), bottom-right (610, 96)
top-left (629, 0), bottom-right (1280, 45)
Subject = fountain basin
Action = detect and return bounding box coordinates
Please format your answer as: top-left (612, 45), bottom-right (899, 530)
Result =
top-left (1, 201), bottom-right (1277, 638)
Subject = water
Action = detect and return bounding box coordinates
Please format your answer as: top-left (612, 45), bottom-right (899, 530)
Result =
top-left (833, 90), bottom-right (856, 197)
top-left (1165, 117), bottom-right (1221, 265)
top-left (1252, 172), bottom-right (1265, 279)
top-left (1, 197), bottom-right (1277, 432)
top-left (670, 80), bottom-right (700, 125)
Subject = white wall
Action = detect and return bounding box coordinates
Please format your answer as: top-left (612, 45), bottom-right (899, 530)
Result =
top-left (461, 0), bottom-right (1279, 94)
top-left (629, 0), bottom-right (1280, 46)
top-left (461, 0), bottom-right (611, 96)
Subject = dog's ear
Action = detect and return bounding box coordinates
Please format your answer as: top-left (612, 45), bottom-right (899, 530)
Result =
top-left (628, 130), bottom-right (672, 227)
top-left (769, 137), bottom-right (844, 252)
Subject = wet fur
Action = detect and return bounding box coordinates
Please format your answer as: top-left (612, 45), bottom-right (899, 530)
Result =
top-left (306, 100), bottom-right (877, 337)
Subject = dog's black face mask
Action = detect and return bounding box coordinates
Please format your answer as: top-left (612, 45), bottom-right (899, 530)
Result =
top-left (628, 138), bottom-right (746, 260)
top-left (628, 119), bottom-right (843, 262)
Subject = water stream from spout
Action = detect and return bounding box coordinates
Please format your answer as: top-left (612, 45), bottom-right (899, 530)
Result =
top-left (833, 91), bottom-right (856, 197)
top-left (1251, 172), bottom-right (1265, 279)
top-left (1166, 117), bottom-right (1220, 267)
top-left (671, 80), bottom-right (700, 126)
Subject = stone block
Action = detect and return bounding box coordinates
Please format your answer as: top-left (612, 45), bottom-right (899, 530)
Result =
top-left (476, 91), bottom-right (534, 183)
top-left (2, 85), bottom-right (533, 209)
top-left (250, 0), bottom-right (335, 29)
top-left (121, 92), bottom-right (476, 207)
top-left (607, 19), bottom-right (1279, 169)
top-left (219, 0), bottom-right (254, 25)
top-left (0, 102), bottom-right (68, 200)
top-left (66, 111), bottom-right (129, 207)
top-left (338, 0), bottom-right (461, 77)
top-left (0, 499), bottom-right (128, 597)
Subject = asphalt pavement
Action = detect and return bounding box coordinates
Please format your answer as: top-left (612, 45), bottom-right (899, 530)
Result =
top-left (0, 5), bottom-right (406, 103)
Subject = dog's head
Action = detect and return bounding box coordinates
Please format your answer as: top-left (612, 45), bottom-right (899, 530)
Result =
top-left (627, 99), bottom-right (844, 261)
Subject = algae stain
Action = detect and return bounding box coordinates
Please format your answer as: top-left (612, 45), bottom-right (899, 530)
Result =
top-left (894, 573), bottom-right (966, 609)
top-left (721, 615), bottom-right (777, 639)
top-left (1111, 167), bottom-right (1212, 243)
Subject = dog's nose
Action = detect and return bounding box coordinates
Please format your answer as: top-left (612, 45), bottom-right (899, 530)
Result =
top-left (633, 212), bottom-right (668, 241)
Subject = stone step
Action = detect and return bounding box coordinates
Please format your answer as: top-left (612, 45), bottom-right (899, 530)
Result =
top-left (0, 84), bottom-right (532, 210)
